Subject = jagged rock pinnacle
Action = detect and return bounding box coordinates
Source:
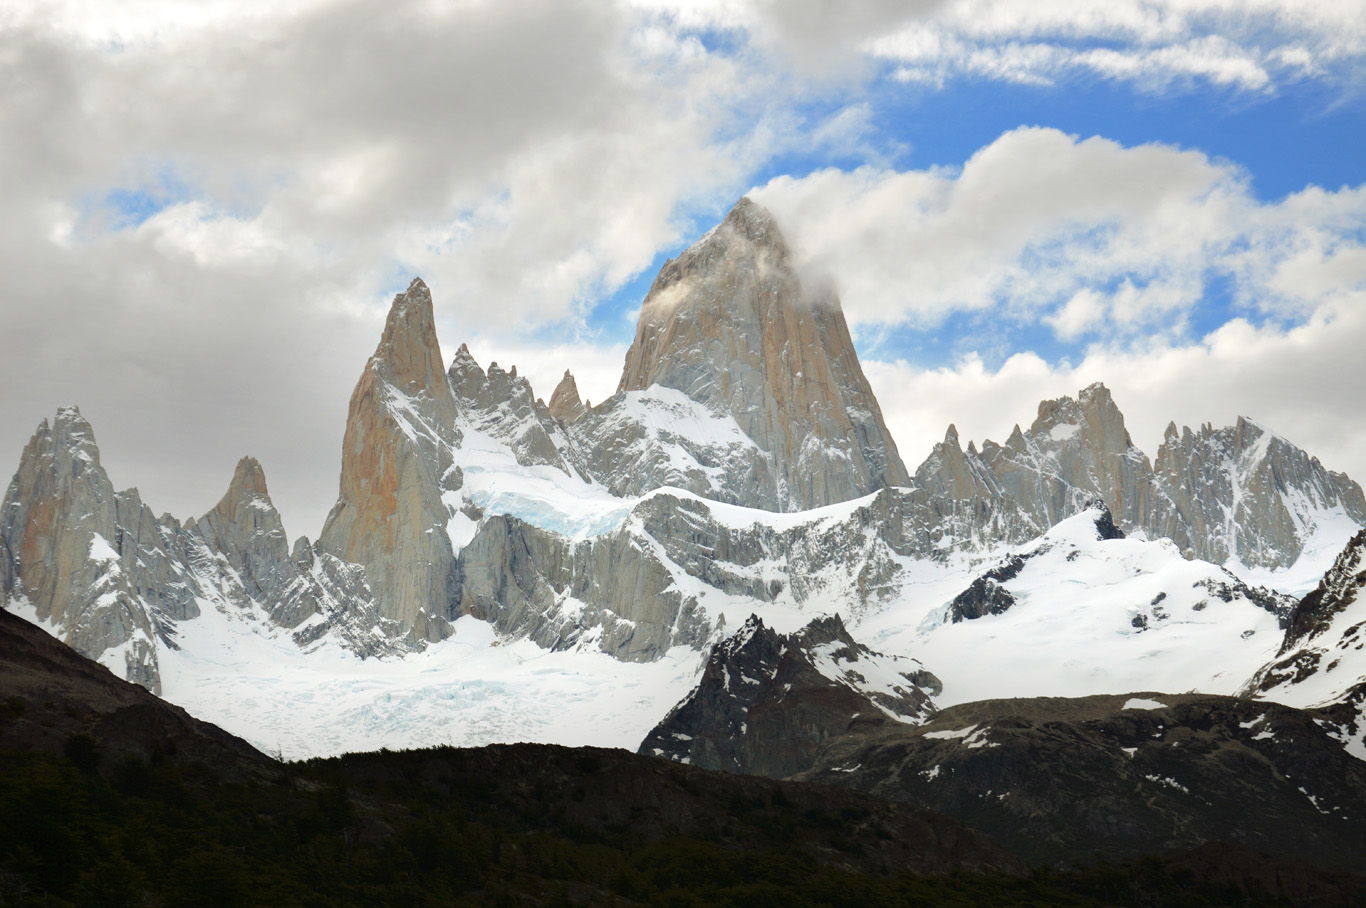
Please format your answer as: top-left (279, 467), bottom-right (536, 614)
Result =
top-left (371, 278), bottom-right (447, 396)
top-left (213, 457), bottom-right (270, 514)
top-left (548, 370), bottom-right (586, 425)
top-left (318, 277), bottom-right (460, 644)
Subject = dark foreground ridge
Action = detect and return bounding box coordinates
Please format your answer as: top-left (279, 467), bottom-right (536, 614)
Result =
top-left (4, 608), bottom-right (1366, 907)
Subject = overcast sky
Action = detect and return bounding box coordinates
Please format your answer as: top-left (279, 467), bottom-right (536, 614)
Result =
top-left (2, 0), bottom-right (1364, 540)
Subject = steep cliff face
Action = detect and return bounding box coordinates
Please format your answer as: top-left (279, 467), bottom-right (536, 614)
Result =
top-left (0, 408), bottom-right (161, 691)
top-left (979, 383), bottom-right (1167, 533)
top-left (0, 408), bottom-right (401, 692)
top-left (546, 370), bottom-right (587, 426)
top-left (318, 278), bottom-right (462, 643)
top-left (613, 197), bottom-right (909, 511)
top-left (447, 345), bottom-right (576, 475)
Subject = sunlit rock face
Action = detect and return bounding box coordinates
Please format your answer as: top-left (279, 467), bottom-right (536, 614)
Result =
top-left (546, 370), bottom-right (587, 427)
top-left (613, 196), bottom-right (910, 511)
top-left (3, 200), bottom-right (1364, 706)
top-left (317, 277), bottom-right (462, 644)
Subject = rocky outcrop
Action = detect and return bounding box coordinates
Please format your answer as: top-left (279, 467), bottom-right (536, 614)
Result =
top-left (565, 386), bottom-right (777, 505)
top-left (190, 458), bottom-right (301, 625)
top-left (447, 345), bottom-right (576, 475)
top-left (0, 404), bottom-right (405, 692)
top-left (947, 554), bottom-right (1025, 622)
top-left (318, 278), bottom-right (461, 643)
top-left (640, 614), bottom-right (938, 777)
top-left (1152, 417), bottom-right (1366, 568)
top-left (612, 197), bottom-right (909, 511)
top-left (1245, 531), bottom-right (1366, 740)
top-left (453, 506), bottom-right (712, 662)
top-left (1282, 528), bottom-right (1366, 653)
top-left (798, 693), bottom-right (1366, 872)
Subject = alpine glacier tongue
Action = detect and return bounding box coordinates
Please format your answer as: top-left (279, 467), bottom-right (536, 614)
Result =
top-left (317, 277), bottom-right (461, 644)
top-left (615, 197), bottom-right (910, 511)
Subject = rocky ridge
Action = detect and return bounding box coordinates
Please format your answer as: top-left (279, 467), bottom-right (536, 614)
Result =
top-left (0, 409), bottom-right (398, 693)
top-left (639, 613), bottom-right (938, 777)
top-left (797, 693), bottom-right (1366, 871)
top-left (917, 384), bottom-right (1366, 570)
top-left (317, 278), bottom-right (464, 644)
top-left (638, 609), bottom-right (1366, 869)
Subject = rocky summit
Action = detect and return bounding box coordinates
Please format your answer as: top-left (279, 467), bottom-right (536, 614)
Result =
top-left (640, 613), bottom-right (938, 777)
top-left (614, 197), bottom-right (910, 510)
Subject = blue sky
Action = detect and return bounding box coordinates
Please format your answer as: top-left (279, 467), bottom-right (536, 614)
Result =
top-left (2, 0), bottom-right (1364, 537)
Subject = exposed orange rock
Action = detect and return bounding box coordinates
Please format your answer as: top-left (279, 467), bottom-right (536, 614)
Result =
top-left (317, 278), bottom-right (461, 643)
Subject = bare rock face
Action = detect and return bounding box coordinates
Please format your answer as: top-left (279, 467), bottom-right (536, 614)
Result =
top-left (1152, 417), bottom-right (1366, 568)
top-left (318, 278), bottom-right (461, 643)
top-left (913, 384), bottom-right (1366, 570)
top-left (192, 458), bottom-right (291, 608)
top-left (0, 408), bottom-right (161, 691)
top-left (566, 386), bottom-right (777, 506)
top-left (614, 197), bottom-right (909, 511)
top-left (1245, 530), bottom-right (1366, 756)
top-left (547, 370), bottom-right (586, 425)
top-left (453, 507), bottom-right (713, 663)
top-left (978, 383), bottom-right (1166, 534)
top-left (0, 407), bottom-right (405, 692)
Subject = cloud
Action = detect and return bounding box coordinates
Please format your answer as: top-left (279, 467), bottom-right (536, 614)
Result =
top-left (635, 0), bottom-right (1365, 92)
top-left (0, 0), bottom-right (1361, 546)
top-left (869, 0), bottom-right (1366, 93)
top-left (750, 127), bottom-right (1366, 347)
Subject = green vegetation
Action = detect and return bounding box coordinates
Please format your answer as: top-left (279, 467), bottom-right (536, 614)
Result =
top-left (0, 744), bottom-right (1338, 907)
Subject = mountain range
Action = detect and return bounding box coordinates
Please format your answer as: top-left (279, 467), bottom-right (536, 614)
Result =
top-left (3, 197), bottom-right (1366, 836)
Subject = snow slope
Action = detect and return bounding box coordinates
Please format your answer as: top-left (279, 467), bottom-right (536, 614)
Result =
top-left (862, 506), bottom-right (1293, 707)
